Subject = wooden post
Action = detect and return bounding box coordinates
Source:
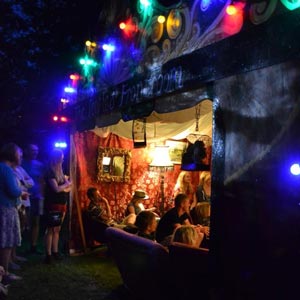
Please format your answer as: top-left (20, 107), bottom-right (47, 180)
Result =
top-left (70, 135), bottom-right (87, 253)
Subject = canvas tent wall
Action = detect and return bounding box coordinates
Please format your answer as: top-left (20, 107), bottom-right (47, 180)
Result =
top-left (91, 99), bottom-right (213, 141)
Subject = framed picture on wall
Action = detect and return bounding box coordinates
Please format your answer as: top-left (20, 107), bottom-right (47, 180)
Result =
top-left (132, 118), bottom-right (147, 148)
top-left (165, 140), bottom-right (188, 164)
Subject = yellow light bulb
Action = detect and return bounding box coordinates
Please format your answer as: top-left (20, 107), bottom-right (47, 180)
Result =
top-left (157, 15), bottom-right (166, 24)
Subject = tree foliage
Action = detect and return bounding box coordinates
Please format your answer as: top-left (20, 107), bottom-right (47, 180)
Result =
top-left (0, 0), bottom-right (100, 139)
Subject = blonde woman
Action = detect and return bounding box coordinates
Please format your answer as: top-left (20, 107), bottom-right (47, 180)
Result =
top-left (173, 171), bottom-right (196, 206)
top-left (172, 225), bottom-right (204, 248)
top-left (196, 171), bottom-right (211, 203)
top-left (44, 149), bottom-right (71, 264)
top-left (190, 171), bottom-right (211, 223)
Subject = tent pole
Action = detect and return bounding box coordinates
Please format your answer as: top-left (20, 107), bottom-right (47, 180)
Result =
top-left (70, 135), bottom-right (87, 253)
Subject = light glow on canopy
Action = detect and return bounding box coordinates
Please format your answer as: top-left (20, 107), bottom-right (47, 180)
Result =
top-left (119, 22), bottom-right (126, 30)
top-left (70, 74), bottom-right (80, 80)
top-left (79, 57), bottom-right (97, 66)
top-left (137, 0), bottom-right (154, 21)
top-left (85, 40), bottom-right (97, 48)
top-left (140, 0), bottom-right (151, 7)
top-left (102, 44), bottom-right (116, 52)
top-left (60, 98), bottom-right (69, 104)
top-left (222, 2), bottom-right (244, 35)
top-left (79, 55), bottom-right (98, 77)
top-left (226, 4), bottom-right (237, 15)
top-left (281, 0), bottom-right (300, 10)
top-left (54, 142), bottom-right (67, 149)
top-left (119, 18), bottom-right (138, 38)
top-left (157, 15), bottom-right (166, 23)
top-left (64, 87), bottom-right (76, 93)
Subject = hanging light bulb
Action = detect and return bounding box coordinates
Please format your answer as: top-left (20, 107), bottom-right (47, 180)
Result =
top-left (226, 4), bottom-right (237, 15)
top-left (157, 15), bottom-right (166, 23)
top-left (119, 17), bottom-right (138, 38)
top-left (222, 1), bottom-right (244, 35)
top-left (119, 22), bottom-right (126, 30)
top-left (281, 0), bottom-right (300, 10)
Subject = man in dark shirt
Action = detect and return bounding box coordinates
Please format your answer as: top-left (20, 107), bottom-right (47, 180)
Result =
top-left (84, 187), bottom-right (114, 244)
top-left (156, 193), bottom-right (192, 245)
top-left (87, 187), bottom-right (115, 225)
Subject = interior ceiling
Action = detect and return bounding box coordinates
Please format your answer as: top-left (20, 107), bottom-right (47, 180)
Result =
top-left (92, 99), bottom-right (212, 143)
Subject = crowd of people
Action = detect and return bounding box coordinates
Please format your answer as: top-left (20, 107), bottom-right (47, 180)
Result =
top-left (0, 143), bottom-right (211, 297)
top-left (0, 142), bottom-right (71, 296)
top-left (85, 170), bottom-right (211, 251)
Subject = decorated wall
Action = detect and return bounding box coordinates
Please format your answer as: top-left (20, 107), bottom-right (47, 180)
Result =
top-left (70, 131), bottom-right (211, 249)
top-left (64, 0), bottom-right (294, 130)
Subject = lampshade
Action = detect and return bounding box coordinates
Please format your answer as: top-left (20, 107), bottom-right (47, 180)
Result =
top-left (149, 146), bottom-right (174, 172)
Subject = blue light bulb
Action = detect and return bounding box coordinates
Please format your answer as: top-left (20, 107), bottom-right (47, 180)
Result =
top-left (290, 163), bottom-right (300, 176)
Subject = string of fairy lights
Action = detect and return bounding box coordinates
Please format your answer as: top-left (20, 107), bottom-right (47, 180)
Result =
top-left (51, 0), bottom-right (300, 149)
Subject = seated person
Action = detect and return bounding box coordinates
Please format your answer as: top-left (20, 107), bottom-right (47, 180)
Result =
top-left (87, 187), bottom-right (115, 226)
top-left (191, 201), bottom-right (211, 226)
top-left (156, 193), bottom-right (209, 247)
top-left (171, 225), bottom-right (204, 248)
top-left (122, 189), bottom-right (156, 225)
top-left (85, 187), bottom-right (123, 243)
top-left (134, 210), bottom-right (157, 241)
top-left (155, 193), bottom-right (192, 246)
top-left (194, 171), bottom-right (211, 204)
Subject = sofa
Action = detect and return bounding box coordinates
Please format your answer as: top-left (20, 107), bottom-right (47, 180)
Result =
top-left (105, 227), bottom-right (170, 300)
top-left (105, 227), bottom-right (211, 300)
top-left (168, 242), bottom-right (211, 300)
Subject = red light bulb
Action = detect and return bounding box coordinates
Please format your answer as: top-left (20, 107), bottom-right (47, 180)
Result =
top-left (60, 116), bottom-right (68, 122)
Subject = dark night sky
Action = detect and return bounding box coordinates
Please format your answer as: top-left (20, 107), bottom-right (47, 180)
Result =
top-left (0, 0), bottom-right (103, 144)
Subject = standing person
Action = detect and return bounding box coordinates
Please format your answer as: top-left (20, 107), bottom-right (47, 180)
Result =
top-left (22, 144), bottom-right (45, 254)
top-left (43, 149), bottom-right (71, 264)
top-left (0, 143), bottom-right (29, 281)
top-left (13, 153), bottom-right (34, 234)
top-left (11, 149), bottom-right (34, 268)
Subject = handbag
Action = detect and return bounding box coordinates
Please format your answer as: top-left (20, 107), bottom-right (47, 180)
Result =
top-left (46, 211), bottom-right (63, 227)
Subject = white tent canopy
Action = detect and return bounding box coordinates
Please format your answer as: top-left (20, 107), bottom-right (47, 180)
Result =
top-left (92, 99), bottom-right (212, 143)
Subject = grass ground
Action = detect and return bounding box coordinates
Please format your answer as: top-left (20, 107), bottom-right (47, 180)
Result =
top-left (6, 246), bottom-right (127, 300)
top-left (5, 219), bottom-right (127, 300)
